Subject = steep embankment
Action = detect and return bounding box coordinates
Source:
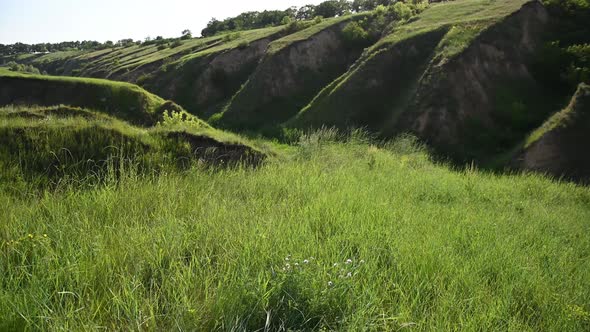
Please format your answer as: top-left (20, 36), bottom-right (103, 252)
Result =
top-left (0, 69), bottom-right (201, 126)
top-left (218, 14), bottom-right (374, 129)
top-left (2, 27), bottom-right (291, 118)
top-left (143, 27), bottom-right (287, 118)
top-left (512, 83), bottom-right (590, 182)
top-left (294, 0), bottom-right (549, 160)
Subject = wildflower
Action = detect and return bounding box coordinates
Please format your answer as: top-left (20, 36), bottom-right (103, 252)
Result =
top-left (27, 234), bottom-right (33, 239)
top-left (303, 259), bottom-right (309, 264)
top-left (285, 264), bottom-right (291, 269)
top-left (333, 263), bottom-right (338, 267)
top-left (360, 259), bottom-right (365, 264)
top-left (347, 272), bottom-right (352, 278)
top-left (285, 257), bottom-right (290, 261)
top-left (328, 281), bottom-right (334, 287)
top-left (345, 259), bottom-right (352, 265)
top-left (294, 262), bottom-right (299, 267)
top-left (43, 234), bottom-right (48, 238)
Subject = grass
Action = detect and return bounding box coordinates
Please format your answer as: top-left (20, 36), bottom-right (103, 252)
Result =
top-left (267, 14), bottom-right (367, 54)
top-left (177, 26), bottom-right (286, 64)
top-left (0, 104), bottom-right (269, 188)
top-left (0, 69), bottom-right (204, 126)
top-left (0, 130), bottom-right (589, 330)
top-left (375, 0), bottom-right (530, 48)
top-left (525, 83), bottom-right (590, 148)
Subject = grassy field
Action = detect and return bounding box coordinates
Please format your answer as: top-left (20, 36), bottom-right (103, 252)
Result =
top-left (1, 130), bottom-right (589, 330)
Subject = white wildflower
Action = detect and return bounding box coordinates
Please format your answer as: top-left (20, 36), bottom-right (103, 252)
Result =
top-left (328, 281), bottom-right (334, 287)
top-left (345, 259), bottom-right (353, 265)
top-left (303, 259), bottom-right (309, 264)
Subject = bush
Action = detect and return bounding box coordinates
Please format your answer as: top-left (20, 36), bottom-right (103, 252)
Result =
top-left (170, 40), bottom-right (183, 48)
top-left (237, 41), bottom-right (250, 49)
top-left (390, 2), bottom-right (413, 21)
top-left (314, 16), bottom-right (324, 24)
top-left (157, 44), bottom-right (167, 51)
top-left (222, 32), bottom-right (241, 42)
top-left (6, 61), bottom-right (42, 75)
top-left (285, 20), bottom-right (304, 33)
top-left (341, 21), bottom-right (370, 46)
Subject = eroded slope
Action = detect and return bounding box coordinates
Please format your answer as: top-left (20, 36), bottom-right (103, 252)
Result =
top-left (513, 83), bottom-right (590, 182)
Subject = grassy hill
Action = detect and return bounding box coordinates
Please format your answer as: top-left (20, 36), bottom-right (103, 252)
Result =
top-left (218, 13), bottom-right (374, 130)
top-left (0, 70), bottom-right (269, 187)
top-left (292, 0), bottom-right (549, 160)
top-left (0, 68), bottom-right (202, 126)
top-left (512, 83), bottom-right (590, 182)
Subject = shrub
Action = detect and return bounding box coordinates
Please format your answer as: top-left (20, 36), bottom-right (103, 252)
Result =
top-left (170, 39), bottom-right (183, 48)
top-left (341, 21), bottom-right (370, 46)
top-left (222, 32), bottom-right (241, 43)
top-left (285, 20), bottom-right (304, 33)
top-left (6, 61), bottom-right (42, 75)
top-left (281, 16), bottom-right (293, 25)
top-left (238, 41), bottom-right (250, 49)
top-left (157, 44), bottom-right (167, 51)
top-left (314, 16), bottom-right (324, 24)
top-left (157, 110), bottom-right (206, 128)
top-left (390, 2), bottom-right (413, 21)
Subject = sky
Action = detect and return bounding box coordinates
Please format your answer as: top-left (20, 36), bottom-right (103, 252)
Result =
top-left (0, 0), bottom-right (324, 44)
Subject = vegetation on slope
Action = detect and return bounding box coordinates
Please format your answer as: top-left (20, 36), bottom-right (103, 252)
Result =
top-left (0, 69), bottom-right (203, 126)
top-left (1, 131), bottom-right (589, 330)
top-left (292, 0), bottom-right (555, 164)
top-left (217, 13), bottom-right (377, 131)
top-left (511, 83), bottom-right (590, 182)
top-left (0, 104), bottom-right (266, 188)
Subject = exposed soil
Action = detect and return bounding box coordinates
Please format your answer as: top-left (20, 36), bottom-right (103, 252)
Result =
top-left (513, 84), bottom-right (590, 183)
top-left (165, 131), bottom-right (266, 167)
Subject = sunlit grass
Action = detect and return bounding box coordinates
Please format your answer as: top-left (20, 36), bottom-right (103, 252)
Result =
top-left (1, 131), bottom-right (589, 330)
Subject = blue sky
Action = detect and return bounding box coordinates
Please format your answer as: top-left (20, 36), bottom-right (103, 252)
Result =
top-left (0, 0), bottom-right (324, 44)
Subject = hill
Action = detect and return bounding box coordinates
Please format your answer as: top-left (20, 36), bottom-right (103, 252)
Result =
top-left (0, 68), bottom-right (200, 126)
top-left (2, 0), bottom-right (589, 180)
top-left (512, 83), bottom-right (590, 182)
top-left (0, 71), bottom-right (268, 185)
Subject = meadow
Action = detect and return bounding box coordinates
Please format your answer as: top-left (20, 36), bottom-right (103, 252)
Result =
top-left (1, 131), bottom-right (589, 331)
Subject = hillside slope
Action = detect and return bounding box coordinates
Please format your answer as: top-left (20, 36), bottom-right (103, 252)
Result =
top-left (0, 69), bottom-right (200, 126)
top-left (294, 0), bottom-right (548, 160)
top-left (513, 83), bottom-right (590, 182)
top-left (218, 14), bottom-right (374, 129)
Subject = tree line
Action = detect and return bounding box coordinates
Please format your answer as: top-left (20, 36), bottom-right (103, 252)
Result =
top-left (201, 0), bottom-right (420, 37)
top-left (0, 39), bottom-right (140, 57)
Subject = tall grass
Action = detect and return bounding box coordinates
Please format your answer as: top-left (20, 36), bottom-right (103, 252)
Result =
top-left (1, 131), bottom-right (589, 330)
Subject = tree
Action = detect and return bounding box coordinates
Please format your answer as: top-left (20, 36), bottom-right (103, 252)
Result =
top-left (296, 5), bottom-right (316, 20)
top-left (181, 29), bottom-right (192, 40)
top-left (314, 0), bottom-right (341, 18)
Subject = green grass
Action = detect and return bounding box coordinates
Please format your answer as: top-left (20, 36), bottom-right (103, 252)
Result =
top-left (267, 14), bottom-right (366, 54)
top-left (178, 26), bottom-right (286, 64)
top-left (30, 50), bottom-right (84, 65)
top-left (0, 130), bottom-right (589, 330)
top-left (0, 104), bottom-right (269, 188)
top-left (525, 83), bottom-right (590, 148)
top-left (375, 0), bottom-right (530, 48)
top-left (0, 69), bottom-right (205, 125)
